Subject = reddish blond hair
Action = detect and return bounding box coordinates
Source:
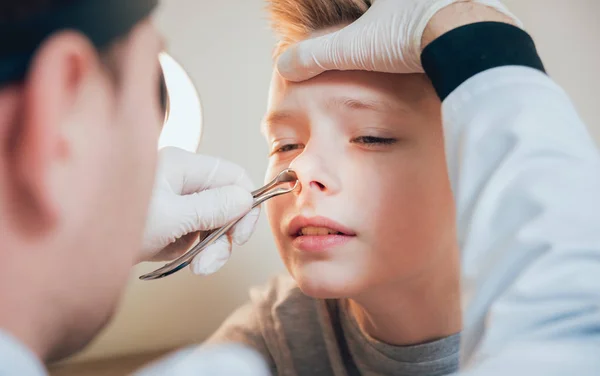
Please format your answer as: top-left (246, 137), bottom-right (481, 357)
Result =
top-left (267, 0), bottom-right (372, 57)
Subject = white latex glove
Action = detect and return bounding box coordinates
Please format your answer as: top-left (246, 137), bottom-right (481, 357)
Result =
top-left (141, 147), bottom-right (260, 275)
top-left (276, 0), bottom-right (520, 82)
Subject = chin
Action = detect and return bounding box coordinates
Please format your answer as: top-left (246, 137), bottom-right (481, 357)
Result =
top-left (290, 260), bottom-right (368, 300)
top-left (47, 302), bottom-right (117, 362)
top-left (46, 335), bottom-right (93, 363)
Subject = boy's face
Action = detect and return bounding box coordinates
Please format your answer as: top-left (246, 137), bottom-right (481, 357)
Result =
top-left (263, 70), bottom-right (456, 298)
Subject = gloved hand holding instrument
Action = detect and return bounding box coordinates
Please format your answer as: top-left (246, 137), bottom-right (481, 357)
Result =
top-left (140, 147), bottom-right (262, 276)
top-left (140, 168), bottom-right (298, 280)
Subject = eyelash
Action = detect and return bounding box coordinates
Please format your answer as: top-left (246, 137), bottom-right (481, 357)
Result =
top-left (271, 136), bottom-right (397, 155)
top-left (351, 136), bottom-right (397, 146)
top-left (272, 144), bottom-right (303, 155)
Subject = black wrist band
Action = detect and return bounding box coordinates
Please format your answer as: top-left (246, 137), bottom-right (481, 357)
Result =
top-left (421, 22), bottom-right (546, 101)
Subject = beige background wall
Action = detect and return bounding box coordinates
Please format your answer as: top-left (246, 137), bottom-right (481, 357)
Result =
top-left (63, 0), bottom-right (600, 364)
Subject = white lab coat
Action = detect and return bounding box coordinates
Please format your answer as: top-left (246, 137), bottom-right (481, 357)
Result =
top-left (0, 331), bottom-right (46, 376)
top-left (1, 66), bottom-right (598, 375)
top-left (0, 329), bottom-right (270, 375)
top-left (132, 344), bottom-right (270, 376)
top-left (445, 66), bottom-right (600, 375)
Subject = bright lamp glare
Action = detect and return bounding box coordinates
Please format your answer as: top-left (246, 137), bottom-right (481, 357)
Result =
top-left (158, 52), bottom-right (202, 152)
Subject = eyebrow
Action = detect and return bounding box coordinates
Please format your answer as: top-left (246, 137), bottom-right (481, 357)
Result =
top-left (264, 110), bottom-right (296, 125)
top-left (262, 94), bottom-right (404, 134)
top-left (324, 95), bottom-right (393, 113)
top-left (261, 110), bottom-right (297, 135)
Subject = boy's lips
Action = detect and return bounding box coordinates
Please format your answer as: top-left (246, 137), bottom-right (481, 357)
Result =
top-left (287, 216), bottom-right (356, 252)
top-left (287, 215), bottom-right (356, 237)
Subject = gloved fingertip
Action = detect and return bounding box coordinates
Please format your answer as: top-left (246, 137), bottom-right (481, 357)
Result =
top-left (232, 207), bottom-right (261, 246)
top-left (276, 44), bottom-right (323, 82)
top-left (276, 49), bottom-right (296, 79)
top-left (192, 258), bottom-right (228, 276)
top-left (191, 238), bottom-right (232, 276)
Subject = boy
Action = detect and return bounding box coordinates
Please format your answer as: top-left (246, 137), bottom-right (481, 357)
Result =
top-left (207, 1), bottom-right (461, 375)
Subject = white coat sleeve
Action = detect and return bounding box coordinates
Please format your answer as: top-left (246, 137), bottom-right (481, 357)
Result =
top-left (445, 65), bottom-right (600, 375)
top-left (421, 21), bottom-right (600, 375)
top-left (132, 344), bottom-right (271, 376)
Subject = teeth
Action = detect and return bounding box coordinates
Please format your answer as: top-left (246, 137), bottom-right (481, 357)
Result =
top-left (299, 226), bottom-right (342, 236)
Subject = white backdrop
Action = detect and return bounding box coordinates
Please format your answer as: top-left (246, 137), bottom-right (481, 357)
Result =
top-left (69, 0), bottom-right (600, 362)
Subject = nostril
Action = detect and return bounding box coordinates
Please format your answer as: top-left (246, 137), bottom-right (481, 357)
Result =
top-left (310, 181), bottom-right (326, 190)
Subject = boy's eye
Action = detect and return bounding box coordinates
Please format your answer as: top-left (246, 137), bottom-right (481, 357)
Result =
top-left (271, 143), bottom-right (304, 155)
top-left (351, 136), bottom-right (398, 146)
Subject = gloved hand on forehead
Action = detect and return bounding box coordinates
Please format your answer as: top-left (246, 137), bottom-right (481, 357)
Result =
top-left (141, 147), bottom-right (260, 275)
top-left (277, 0), bottom-right (521, 82)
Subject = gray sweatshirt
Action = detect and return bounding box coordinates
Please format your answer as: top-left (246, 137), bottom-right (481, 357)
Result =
top-left (206, 275), bottom-right (460, 376)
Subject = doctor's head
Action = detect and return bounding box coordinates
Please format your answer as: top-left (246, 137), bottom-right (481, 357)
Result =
top-left (0, 0), bottom-right (162, 362)
top-left (263, 0), bottom-right (457, 300)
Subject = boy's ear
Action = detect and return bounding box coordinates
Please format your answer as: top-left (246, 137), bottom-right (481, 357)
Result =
top-left (11, 31), bottom-right (98, 230)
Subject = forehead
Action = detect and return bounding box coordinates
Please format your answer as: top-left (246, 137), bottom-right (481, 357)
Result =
top-left (264, 70), bottom-right (432, 130)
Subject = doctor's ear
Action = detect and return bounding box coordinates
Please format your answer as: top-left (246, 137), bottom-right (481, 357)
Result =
top-left (11, 31), bottom-right (101, 228)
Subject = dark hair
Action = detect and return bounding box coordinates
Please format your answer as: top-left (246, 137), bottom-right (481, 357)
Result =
top-left (0, 0), bottom-right (132, 86)
top-left (0, 0), bottom-right (164, 103)
top-left (0, 0), bottom-right (77, 22)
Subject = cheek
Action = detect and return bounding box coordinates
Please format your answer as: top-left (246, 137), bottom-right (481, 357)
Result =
top-left (360, 153), bottom-right (454, 274)
top-left (265, 153), bottom-right (297, 184)
top-left (265, 162), bottom-right (286, 221)
top-left (352, 170), bottom-right (405, 237)
top-left (265, 159), bottom-right (280, 184)
top-left (265, 195), bottom-right (294, 268)
top-left (264, 190), bottom-right (292, 235)
top-left (264, 160), bottom-right (284, 225)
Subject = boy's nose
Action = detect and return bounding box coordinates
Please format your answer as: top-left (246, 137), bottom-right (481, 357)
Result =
top-left (289, 147), bottom-right (340, 196)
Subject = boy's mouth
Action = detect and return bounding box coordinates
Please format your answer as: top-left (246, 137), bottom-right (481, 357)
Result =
top-left (287, 216), bottom-right (356, 253)
top-left (288, 216), bottom-right (356, 238)
top-left (288, 216), bottom-right (356, 253)
top-left (297, 227), bottom-right (345, 236)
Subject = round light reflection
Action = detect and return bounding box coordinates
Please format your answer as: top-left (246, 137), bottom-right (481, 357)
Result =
top-left (158, 52), bottom-right (202, 152)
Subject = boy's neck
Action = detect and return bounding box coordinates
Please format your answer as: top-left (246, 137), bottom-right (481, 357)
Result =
top-left (346, 248), bottom-right (462, 346)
